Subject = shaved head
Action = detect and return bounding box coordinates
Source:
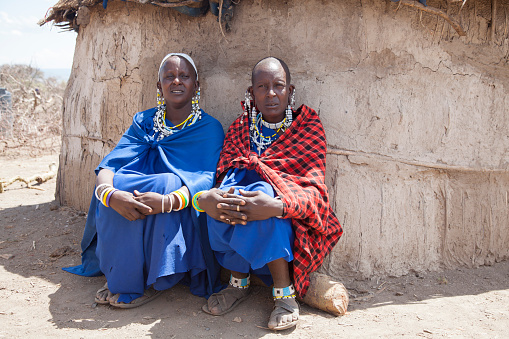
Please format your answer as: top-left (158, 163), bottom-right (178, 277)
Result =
top-left (252, 57), bottom-right (291, 84)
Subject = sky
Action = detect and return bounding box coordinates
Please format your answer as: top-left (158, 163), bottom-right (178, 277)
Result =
top-left (0, 0), bottom-right (77, 70)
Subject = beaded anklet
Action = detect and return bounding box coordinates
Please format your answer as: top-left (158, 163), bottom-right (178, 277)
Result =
top-left (273, 284), bottom-right (296, 300)
top-left (230, 274), bottom-right (250, 289)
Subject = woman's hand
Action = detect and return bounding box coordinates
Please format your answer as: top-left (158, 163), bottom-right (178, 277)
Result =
top-left (108, 190), bottom-right (153, 221)
top-left (133, 190), bottom-right (166, 214)
top-left (198, 188), bottom-right (246, 225)
top-left (218, 189), bottom-right (283, 224)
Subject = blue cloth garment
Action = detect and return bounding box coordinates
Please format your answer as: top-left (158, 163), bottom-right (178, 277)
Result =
top-left (63, 107), bottom-right (225, 301)
top-left (207, 168), bottom-right (294, 287)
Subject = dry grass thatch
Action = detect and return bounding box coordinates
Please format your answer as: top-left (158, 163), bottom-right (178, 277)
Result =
top-left (39, 0), bottom-right (475, 36)
top-left (39, 0), bottom-right (234, 32)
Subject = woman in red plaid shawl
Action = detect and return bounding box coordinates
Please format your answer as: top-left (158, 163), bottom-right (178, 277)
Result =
top-left (195, 57), bottom-right (342, 330)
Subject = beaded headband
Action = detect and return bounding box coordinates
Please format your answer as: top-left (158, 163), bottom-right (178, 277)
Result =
top-left (158, 53), bottom-right (198, 81)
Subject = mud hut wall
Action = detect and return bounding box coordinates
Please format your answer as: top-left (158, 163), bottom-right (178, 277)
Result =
top-left (58, 0), bottom-right (509, 277)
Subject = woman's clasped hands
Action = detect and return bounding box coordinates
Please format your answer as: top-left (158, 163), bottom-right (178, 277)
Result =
top-left (198, 187), bottom-right (284, 225)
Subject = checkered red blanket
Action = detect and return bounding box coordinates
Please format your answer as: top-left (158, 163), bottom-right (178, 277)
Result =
top-left (216, 104), bottom-right (343, 296)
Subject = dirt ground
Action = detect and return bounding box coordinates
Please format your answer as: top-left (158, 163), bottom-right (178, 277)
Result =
top-left (1, 152), bottom-right (509, 338)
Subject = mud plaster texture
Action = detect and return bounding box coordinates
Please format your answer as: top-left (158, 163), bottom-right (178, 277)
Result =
top-left (57, 0), bottom-right (509, 279)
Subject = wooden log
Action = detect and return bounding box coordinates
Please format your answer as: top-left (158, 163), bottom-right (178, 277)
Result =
top-left (298, 272), bottom-right (349, 316)
top-left (0, 163), bottom-right (57, 192)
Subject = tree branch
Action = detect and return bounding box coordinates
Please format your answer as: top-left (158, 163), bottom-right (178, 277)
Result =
top-left (397, 0), bottom-right (467, 36)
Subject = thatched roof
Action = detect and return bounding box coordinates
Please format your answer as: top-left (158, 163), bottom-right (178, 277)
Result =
top-left (39, 0), bottom-right (234, 31)
top-left (40, 0), bottom-right (471, 37)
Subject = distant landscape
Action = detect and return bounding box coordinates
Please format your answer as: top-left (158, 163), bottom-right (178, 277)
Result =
top-left (41, 68), bottom-right (71, 81)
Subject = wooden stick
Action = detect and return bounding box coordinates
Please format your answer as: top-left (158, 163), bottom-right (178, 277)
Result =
top-left (396, 0), bottom-right (467, 36)
top-left (63, 134), bottom-right (116, 147)
top-left (326, 147), bottom-right (509, 173)
top-left (491, 0), bottom-right (497, 42)
top-left (0, 163), bottom-right (57, 193)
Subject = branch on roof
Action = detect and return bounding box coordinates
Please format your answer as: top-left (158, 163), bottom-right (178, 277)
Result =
top-left (396, 0), bottom-right (467, 36)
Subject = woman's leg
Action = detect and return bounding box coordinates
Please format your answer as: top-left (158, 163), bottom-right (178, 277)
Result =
top-left (267, 258), bottom-right (299, 330)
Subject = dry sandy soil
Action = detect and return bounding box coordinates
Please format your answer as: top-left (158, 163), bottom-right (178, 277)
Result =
top-left (1, 152), bottom-right (509, 338)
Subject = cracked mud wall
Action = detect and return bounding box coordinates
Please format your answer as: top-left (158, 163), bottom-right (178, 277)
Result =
top-left (58, 0), bottom-right (509, 278)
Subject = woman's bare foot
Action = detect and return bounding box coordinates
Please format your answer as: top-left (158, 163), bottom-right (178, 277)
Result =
top-left (95, 282), bottom-right (114, 305)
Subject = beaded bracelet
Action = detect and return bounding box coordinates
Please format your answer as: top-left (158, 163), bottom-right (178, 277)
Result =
top-left (192, 191), bottom-right (205, 212)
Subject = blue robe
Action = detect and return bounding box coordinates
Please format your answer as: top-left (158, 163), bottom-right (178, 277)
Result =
top-left (206, 123), bottom-right (294, 287)
top-left (64, 107), bottom-right (225, 301)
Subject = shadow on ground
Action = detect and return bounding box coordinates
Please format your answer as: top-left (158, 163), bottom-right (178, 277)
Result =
top-left (1, 196), bottom-right (509, 337)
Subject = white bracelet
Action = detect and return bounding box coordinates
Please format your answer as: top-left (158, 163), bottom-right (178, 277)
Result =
top-left (99, 186), bottom-right (111, 203)
top-left (167, 194), bottom-right (173, 213)
top-left (172, 192), bottom-right (182, 211)
top-left (95, 184), bottom-right (112, 201)
top-left (161, 194), bottom-right (165, 213)
top-left (176, 187), bottom-right (190, 208)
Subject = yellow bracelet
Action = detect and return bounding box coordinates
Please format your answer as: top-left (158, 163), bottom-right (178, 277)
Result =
top-left (192, 191), bottom-right (205, 212)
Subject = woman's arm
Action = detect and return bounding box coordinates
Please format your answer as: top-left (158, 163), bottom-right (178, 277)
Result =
top-left (96, 168), bottom-right (152, 221)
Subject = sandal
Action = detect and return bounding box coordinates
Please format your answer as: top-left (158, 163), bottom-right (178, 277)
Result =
top-left (268, 298), bottom-right (300, 330)
top-left (202, 285), bottom-right (251, 316)
top-left (109, 286), bottom-right (162, 309)
top-left (94, 282), bottom-right (112, 305)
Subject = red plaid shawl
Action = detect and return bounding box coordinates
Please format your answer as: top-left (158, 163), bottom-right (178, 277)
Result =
top-left (216, 104), bottom-right (343, 296)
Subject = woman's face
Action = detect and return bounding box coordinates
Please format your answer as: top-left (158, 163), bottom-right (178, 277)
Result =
top-left (250, 60), bottom-right (293, 123)
top-left (157, 56), bottom-right (198, 109)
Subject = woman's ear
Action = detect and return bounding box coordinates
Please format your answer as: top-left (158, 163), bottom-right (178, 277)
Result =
top-left (247, 86), bottom-right (254, 97)
top-left (195, 80), bottom-right (200, 92)
top-left (156, 81), bottom-right (162, 91)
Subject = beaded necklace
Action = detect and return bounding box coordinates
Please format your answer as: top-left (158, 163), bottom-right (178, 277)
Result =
top-left (153, 93), bottom-right (201, 141)
top-left (250, 108), bottom-right (292, 155)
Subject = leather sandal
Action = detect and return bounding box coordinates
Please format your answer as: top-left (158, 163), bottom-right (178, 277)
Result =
top-left (268, 298), bottom-right (300, 330)
top-left (202, 285), bottom-right (251, 316)
top-left (94, 282), bottom-right (112, 305)
top-left (109, 286), bottom-right (162, 309)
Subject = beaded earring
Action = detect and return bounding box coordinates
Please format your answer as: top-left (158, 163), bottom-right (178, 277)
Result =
top-left (290, 88), bottom-right (296, 106)
top-left (243, 90), bottom-right (253, 124)
top-left (192, 87), bottom-right (202, 119)
top-left (283, 88), bottom-right (295, 130)
top-left (249, 96), bottom-right (257, 134)
top-left (244, 90), bottom-right (252, 113)
top-left (157, 89), bottom-right (164, 107)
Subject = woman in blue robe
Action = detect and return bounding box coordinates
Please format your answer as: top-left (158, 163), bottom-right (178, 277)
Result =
top-left (64, 53), bottom-right (225, 308)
